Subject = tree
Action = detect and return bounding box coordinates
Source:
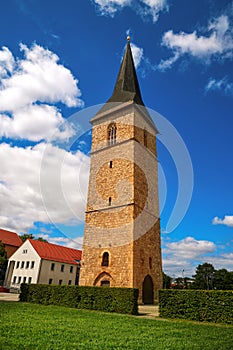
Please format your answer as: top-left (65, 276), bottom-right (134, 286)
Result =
top-left (37, 237), bottom-right (48, 243)
top-left (19, 234), bottom-right (34, 242)
top-left (19, 234), bottom-right (48, 243)
top-left (163, 272), bottom-right (172, 289)
top-left (213, 269), bottom-right (233, 290)
top-left (192, 263), bottom-right (215, 290)
top-left (0, 240), bottom-right (8, 283)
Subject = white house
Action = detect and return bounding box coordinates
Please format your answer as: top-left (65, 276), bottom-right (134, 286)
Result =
top-left (4, 239), bottom-right (82, 291)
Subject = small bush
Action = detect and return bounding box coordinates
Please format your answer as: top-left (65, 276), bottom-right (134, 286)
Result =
top-left (159, 290), bottom-right (233, 324)
top-left (20, 284), bottom-right (138, 315)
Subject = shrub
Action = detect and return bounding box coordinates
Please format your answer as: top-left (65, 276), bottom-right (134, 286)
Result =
top-left (20, 284), bottom-right (138, 315)
top-left (159, 290), bottom-right (233, 324)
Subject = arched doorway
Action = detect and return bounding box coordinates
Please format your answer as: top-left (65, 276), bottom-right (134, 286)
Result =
top-left (142, 275), bottom-right (154, 304)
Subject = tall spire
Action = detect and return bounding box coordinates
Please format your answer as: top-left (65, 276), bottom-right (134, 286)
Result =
top-left (107, 36), bottom-right (145, 106)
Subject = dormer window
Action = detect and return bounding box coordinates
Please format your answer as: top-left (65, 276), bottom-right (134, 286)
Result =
top-left (108, 123), bottom-right (117, 146)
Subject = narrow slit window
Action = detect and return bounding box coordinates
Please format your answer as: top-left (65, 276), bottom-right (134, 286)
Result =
top-left (109, 160), bottom-right (113, 168)
top-left (144, 128), bottom-right (147, 147)
top-left (102, 252), bottom-right (109, 267)
top-left (109, 197), bottom-right (112, 206)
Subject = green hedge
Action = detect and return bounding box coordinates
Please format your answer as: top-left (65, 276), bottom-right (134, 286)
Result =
top-left (20, 284), bottom-right (138, 315)
top-left (159, 290), bottom-right (233, 324)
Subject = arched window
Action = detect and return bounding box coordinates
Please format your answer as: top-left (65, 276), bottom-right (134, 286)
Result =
top-left (108, 123), bottom-right (117, 146)
top-left (102, 252), bottom-right (109, 267)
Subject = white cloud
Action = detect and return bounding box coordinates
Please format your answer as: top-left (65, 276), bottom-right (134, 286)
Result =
top-left (92, 0), bottom-right (168, 22)
top-left (0, 142), bottom-right (89, 233)
top-left (0, 104), bottom-right (74, 142)
top-left (130, 42), bottom-right (143, 68)
top-left (139, 0), bottom-right (168, 23)
top-left (212, 215), bottom-right (233, 227)
top-left (162, 236), bottom-right (216, 276)
top-left (0, 43), bottom-right (83, 111)
top-left (93, 0), bottom-right (131, 16)
top-left (164, 236), bottom-right (216, 259)
top-left (206, 252), bottom-right (233, 272)
top-left (0, 43), bottom-right (83, 141)
top-left (159, 15), bottom-right (233, 70)
top-left (0, 46), bottom-right (15, 77)
top-left (205, 77), bottom-right (233, 96)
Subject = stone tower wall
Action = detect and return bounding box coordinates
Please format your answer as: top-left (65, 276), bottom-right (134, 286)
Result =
top-left (79, 103), bottom-right (162, 302)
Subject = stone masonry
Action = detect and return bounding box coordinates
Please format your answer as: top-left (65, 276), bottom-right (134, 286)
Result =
top-left (79, 102), bottom-right (162, 303)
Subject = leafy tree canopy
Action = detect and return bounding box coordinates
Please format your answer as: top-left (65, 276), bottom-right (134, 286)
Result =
top-left (20, 234), bottom-right (48, 243)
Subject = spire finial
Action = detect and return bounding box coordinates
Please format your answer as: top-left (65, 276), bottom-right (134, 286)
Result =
top-left (127, 35), bottom-right (131, 42)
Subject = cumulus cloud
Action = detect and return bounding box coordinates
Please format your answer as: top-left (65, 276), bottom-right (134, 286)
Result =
top-left (159, 15), bottom-right (233, 70)
top-left (0, 104), bottom-right (74, 142)
top-left (0, 43), bottom-right (83, 141)
top-left (212, 215), bottom-right (233, 227)
top-left (0, 46), bottom-right (15, 77)
top-left (0, 142), bottom-right (89, 233)
top-left (162, 236), bottom-right (216, 276)
top-left (205, 77), bottom-right (233, 96)
top-left (164, 236), bottom-right (216, 259)
top-left (92, 0), bottom-right (168, 22)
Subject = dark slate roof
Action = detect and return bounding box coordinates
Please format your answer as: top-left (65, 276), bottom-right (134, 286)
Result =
top-left (92, 39), bottom-right (156, 131)
top-left (107, 41), bottom-right (145, 106)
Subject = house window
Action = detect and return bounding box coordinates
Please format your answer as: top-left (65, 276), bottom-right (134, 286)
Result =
top-left (101, 280), bottom-right (110, 287)
top-left (25, 261), bottom-right (30, 269)
top-left (108, 123), bottom-right (117, 146)
top-left (70, 266), bottom-right (73, 273)
top-left (13, 276), bottom-right (17, 284)
top-left (109, 160), bottom-right (113, 168)
top-left (31, 261), bottom-right (35, 269)
top-left (21, 261), bottom-right (24, 269)
top-left (61, 264), bottom-right (64, 272)
top-left (16, 261), bottom-right (20, 269)
top-left (23, 249), bottom-right (27, 254)
top-left (109, 197), bottom-right (112, 206)
top-left (28, 277), bottom-right (32, 284)
top-left (68, 280), bottom-right (72, 285)
top-left (51, 263), bottom-right (55, 271)
top-left (59, 279), bottom-right (62, 285)
top-left (23, 276), bottom-right (27, 283)
top-left (49, 278), bottom-right (53, 285)
top-left (101, 252), bottom-right (109, 267)
top-left (18, 276), bottom-right (21, 284)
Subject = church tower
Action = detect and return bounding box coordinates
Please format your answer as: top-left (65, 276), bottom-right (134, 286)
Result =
top-left (79, 38), bottom-right (162, 303)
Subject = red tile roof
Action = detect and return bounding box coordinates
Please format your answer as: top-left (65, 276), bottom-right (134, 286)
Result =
top-left (29, 239), bottom-right (82, 265)
top-left (0, 229), bottom-right (22, 247)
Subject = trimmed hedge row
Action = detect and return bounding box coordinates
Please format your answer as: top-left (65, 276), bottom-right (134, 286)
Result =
top-left (159, 290), bottom-right (233, 324)
top-left (20, 284), bottom-right (138, 315)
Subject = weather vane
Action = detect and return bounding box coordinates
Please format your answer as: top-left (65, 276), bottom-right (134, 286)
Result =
top-left (127, 35), bottom-right (130, 42)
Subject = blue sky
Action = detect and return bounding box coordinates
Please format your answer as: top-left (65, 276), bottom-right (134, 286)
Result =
top-left (0, 0), bottom-right (232, 277)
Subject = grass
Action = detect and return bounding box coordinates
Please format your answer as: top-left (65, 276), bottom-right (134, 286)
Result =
top-left (1, 302), bottom-right (233, 350)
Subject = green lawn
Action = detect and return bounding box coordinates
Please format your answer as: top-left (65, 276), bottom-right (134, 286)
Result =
top-left (1, 302), bottom-right (233, 350)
